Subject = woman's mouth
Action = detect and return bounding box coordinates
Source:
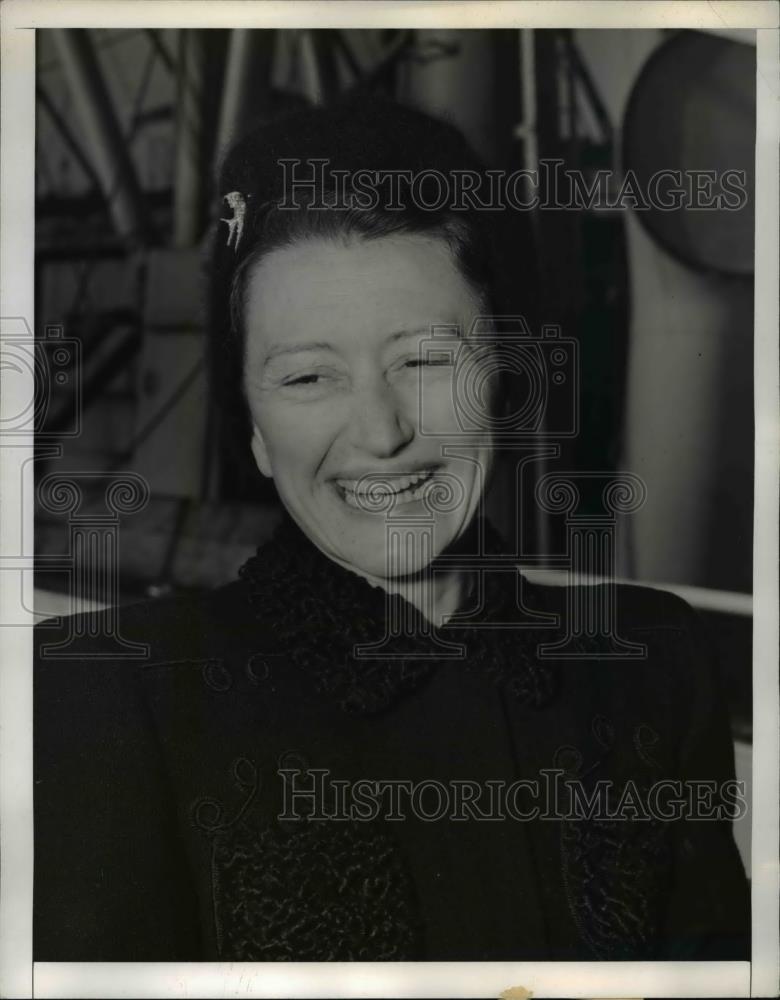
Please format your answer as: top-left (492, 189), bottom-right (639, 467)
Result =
top-left (335, 469), bottom-right (436, 510)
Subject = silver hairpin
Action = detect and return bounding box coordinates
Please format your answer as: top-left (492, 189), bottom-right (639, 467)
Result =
top-left (221, 191), bottom-right (246, 250)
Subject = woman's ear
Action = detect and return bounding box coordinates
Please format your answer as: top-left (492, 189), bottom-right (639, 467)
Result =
top-left (250, 424), bottom-right (273, 478)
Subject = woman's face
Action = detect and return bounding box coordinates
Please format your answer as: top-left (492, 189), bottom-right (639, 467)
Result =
top-left (242, 232), bottom-right (496, 580)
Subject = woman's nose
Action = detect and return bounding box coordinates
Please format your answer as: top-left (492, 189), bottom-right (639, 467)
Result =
top-left (349, 378), bottom-right (414, 458)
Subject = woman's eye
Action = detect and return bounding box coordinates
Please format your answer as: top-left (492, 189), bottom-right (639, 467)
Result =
top-left (277, 369), bottom-right (344, 395)
top-left (281, 367), bottom-right (339, 386)
top-left (402, 356), bottom-right (453, 370)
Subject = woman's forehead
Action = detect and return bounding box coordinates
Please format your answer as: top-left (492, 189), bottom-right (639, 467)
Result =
top-left (243, 233), bottom-right (481, 358)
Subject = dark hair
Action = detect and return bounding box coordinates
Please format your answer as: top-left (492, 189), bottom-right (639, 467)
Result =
top-left (207, 96), bottom-right (538, 495)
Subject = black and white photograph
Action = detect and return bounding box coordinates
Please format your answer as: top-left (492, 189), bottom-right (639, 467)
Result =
top-left (0, 2), bottom-right (778, 998)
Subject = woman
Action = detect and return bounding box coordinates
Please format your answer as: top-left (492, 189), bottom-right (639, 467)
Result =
top-left (34, 98), bottom-right (749, 962)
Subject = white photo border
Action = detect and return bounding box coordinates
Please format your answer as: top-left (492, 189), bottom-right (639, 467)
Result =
top-left (1, 2), bottom-right (777, 998)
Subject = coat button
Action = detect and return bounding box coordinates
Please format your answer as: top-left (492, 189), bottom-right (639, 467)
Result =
top-left (246, 653), bottom-right (272, 685)
top-left (201, 659), bottom-right (233, 692)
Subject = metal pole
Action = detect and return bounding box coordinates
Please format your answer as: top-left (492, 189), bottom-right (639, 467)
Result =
top-left (173, 30), bottom-right (205, 247)
top-left (514, 30), bottom-right (551, 561)
top-left (297, 30), bottom-right (326, 106)
top-left (514, 29), bottom-right (538, 177)
top-left (214, 30), bottom-right (254, 170)
top-left (51, 29), bottom-right (149, 243)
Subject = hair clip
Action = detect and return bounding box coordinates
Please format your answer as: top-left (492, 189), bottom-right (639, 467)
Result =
top-left (221, 191), bottom-right (247, 250)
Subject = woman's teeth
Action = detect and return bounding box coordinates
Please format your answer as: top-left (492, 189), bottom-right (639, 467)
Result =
top-left (337, 470), bottom-right (435, 508)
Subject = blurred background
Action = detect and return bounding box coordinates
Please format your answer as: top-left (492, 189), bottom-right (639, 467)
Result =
top-left (32, 27), bottom-right (755, 858)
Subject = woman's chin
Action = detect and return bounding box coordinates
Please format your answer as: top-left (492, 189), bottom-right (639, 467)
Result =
top-left (284, 490), bottom-right (473, 582)
top-left (326, 519), bottom-right (464, 583)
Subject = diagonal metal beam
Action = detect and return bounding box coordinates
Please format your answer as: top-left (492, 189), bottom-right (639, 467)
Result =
top-left (143, 28), bottom-right (177, 75)
top-left (51, 28), bottom-right (150, 243)
top-left (36, 84), bottom-right (103, 194)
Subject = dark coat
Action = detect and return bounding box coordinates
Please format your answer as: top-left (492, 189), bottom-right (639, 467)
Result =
top-left (34, 522), bottom-right (750, 962)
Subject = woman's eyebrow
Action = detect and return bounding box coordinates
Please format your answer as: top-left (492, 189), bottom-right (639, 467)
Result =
top-left (262, 327), bottom-right (460, 364)
top-left (263, 341), bottom-right (334, 363)
top-left (387, 324), bottom-right (460, 343)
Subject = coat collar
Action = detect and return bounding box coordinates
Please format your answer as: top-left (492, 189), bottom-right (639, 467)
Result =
top-left (237, 516), bottom-right (559, 716)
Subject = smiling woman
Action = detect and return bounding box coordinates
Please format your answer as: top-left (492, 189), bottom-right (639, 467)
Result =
top-left (242, 234), bottom-right (492, 587)
top-left (33, 96), bottom-right (750, 963)
top-left (211, 97), bottom-right (511, 597)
